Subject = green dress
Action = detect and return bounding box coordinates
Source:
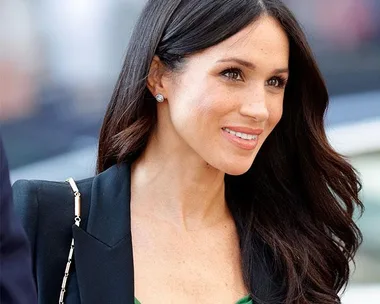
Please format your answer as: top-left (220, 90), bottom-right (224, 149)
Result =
top-left (134, 294), bottom-right (253, 304)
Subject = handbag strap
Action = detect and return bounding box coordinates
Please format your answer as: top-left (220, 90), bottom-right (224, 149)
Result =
top-left (59, 178), bottom-right (82, 304)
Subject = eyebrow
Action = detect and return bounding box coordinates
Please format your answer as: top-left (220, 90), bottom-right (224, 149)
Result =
top-left (217, 57), bottom-right (289, 74)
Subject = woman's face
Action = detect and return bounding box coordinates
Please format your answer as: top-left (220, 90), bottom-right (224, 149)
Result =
top-left (159, 16), bottom-right (289, 175)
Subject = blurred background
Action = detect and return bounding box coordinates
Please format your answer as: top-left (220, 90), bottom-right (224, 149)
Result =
top-left (0, 0), bottom-right (379, 302)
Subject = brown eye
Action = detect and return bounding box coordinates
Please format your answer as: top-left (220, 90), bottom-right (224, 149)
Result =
top-left (266, 76), bottom-right (287, 88)
top-left (267, 78), bottom-right (280, 87)
top-left (221, 68), bottom-right (243, 81)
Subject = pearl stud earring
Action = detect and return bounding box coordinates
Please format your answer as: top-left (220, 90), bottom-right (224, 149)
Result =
top-left (155, 94), bottom-right (165, 103)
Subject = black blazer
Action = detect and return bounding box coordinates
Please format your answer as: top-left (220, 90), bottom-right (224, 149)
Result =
top-left (13, 162), bottom-right (283, 304)
top-left (13, 163), bottom-right (134, 304)
top-left (0, 137), bottom-right (37, 304)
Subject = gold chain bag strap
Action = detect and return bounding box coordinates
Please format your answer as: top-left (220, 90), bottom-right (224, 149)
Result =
top-left (59, 178), bottom-right (82, 304)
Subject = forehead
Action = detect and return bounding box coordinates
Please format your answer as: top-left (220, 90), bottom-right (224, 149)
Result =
top-left (198, 16), bottom-right (289, 68)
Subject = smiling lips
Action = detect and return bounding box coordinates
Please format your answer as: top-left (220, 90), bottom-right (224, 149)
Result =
top-left (221, 126), bottom-right (263, 150)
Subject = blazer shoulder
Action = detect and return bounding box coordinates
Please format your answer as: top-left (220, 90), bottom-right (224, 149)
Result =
top-left (12, 177), bottom-right (94, 217)
top-left (12, 177), bottom-right (94, 250)
top-left (13, 177), bottom-right (94, 196)
top-left (13, 177), bottom-right (94, 205)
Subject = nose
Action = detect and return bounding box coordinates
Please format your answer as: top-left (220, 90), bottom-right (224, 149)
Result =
top-left (239, 89), bottom-right (269, 122)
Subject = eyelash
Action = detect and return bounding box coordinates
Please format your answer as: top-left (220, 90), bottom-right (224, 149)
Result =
top-left (221, 67), bottom-right (288, 88)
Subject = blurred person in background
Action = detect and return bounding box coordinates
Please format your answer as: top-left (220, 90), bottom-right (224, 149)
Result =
top-left (0, 137), bottom-right (37, 304)
top-left (314, 0), bottom-right (374, 50)
top-left (0, 0), bottom-right (39, 121)
top-left (0, 0), bottom-right (115, 170)
top-left (13, 1), bottom-right (364, 304)
top-left (285, 0), bottom-right (375, 50)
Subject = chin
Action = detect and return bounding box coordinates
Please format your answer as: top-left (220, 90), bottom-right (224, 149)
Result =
top-left (216, 156), bottom-right (256, 176)
top-left (224, 164), bottom-right (252, 176)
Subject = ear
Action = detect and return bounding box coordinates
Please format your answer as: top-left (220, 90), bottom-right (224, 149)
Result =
top-left (147, 55), bottom-right (167, 98)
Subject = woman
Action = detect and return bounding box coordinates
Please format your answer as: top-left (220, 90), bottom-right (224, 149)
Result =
top-left (13, 0), bottom-right (363, 303)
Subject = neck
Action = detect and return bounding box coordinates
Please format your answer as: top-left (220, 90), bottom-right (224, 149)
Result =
top-left (131, 135), bottom-right (229, 231)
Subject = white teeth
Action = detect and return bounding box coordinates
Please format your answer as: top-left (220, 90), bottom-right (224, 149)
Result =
top-left (223, 128), bottom-right (258, 140)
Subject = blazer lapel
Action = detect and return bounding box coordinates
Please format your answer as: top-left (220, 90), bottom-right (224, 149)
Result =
top-left (73, 163), bottom-right (134, 304)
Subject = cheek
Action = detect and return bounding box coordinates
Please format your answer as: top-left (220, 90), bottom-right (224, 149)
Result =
top-left (268, 98), bottom-right (284, 129)
top-left (177, 81), bottom-right (228, 127)
top-left (169, 87), bottom-right (214, 138)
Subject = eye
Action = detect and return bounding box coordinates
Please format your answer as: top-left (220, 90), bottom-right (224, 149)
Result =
top-left (266, 76), bottom-right (287, 88)
top-left (221, 68), bottom-right (244, 81)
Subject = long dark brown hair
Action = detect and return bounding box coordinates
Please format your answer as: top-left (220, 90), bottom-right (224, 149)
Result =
top-left (97, 0), bottom-right (363, 303)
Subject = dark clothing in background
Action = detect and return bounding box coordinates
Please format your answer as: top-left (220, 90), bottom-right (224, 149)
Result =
top-left (0, 137), bottom-right (37, 304)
